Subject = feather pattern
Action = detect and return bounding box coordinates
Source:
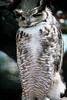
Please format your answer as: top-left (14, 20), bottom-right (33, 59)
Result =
top-left (16, 7), bottom-right (66, 100)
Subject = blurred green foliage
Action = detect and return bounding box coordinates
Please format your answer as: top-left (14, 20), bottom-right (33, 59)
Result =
top-left (0, 51), bottom-right (21, 100)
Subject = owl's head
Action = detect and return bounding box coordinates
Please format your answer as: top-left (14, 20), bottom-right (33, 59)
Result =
top-left (15, 0), bottom-right (49, 27)
top-left (15, 7), bottom-right (48, 27)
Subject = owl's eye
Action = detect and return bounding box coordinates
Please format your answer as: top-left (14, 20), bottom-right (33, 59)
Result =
top-left (22, 16), bottom-right (25, 21)
top-left (15, 13), bottom-right (21, 18)
top-left (15, 13), bottom-right (25, 21)
top-left (33, 13), bottom-right (42, 17)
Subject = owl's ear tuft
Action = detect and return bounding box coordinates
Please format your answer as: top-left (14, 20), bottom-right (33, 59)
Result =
top-left (38, 0), bottom-right (50, 12)
top-left (14, 9), bottom-right (23, 18)
top-left (37, 0), bottom-right (47, 12)
top-left (40, 0), bottom-right (47, 6)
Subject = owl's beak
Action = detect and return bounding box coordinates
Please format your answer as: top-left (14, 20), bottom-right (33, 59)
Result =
top-left (26, 16), bottom-right (31, 26)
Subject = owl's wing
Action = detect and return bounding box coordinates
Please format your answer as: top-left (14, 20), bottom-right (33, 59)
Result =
top-left (44, 8), bottom-right (64, 72)
top-left (53, 17), bottom-right (64, 72)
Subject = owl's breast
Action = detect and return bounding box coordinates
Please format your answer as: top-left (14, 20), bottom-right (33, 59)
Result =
top-left (16, 21), bottom-right (59, 98)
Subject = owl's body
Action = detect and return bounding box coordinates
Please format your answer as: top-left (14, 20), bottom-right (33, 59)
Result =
top-left (16, 7), bottom-right (66, 100)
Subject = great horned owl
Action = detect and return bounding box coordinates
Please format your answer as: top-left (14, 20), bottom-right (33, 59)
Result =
top-left (16, 3), bottom-right (66, 100)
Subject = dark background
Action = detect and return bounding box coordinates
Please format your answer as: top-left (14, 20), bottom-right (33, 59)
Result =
top-left (0, 0), bottom-right (67, 100)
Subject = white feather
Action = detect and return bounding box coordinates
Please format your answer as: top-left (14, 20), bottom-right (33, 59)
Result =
top-left (48, 72), bottom-right (66, 99)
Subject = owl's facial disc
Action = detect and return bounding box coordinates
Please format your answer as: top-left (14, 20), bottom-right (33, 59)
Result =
top-left (15, 7), bottom-right (47, 27)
